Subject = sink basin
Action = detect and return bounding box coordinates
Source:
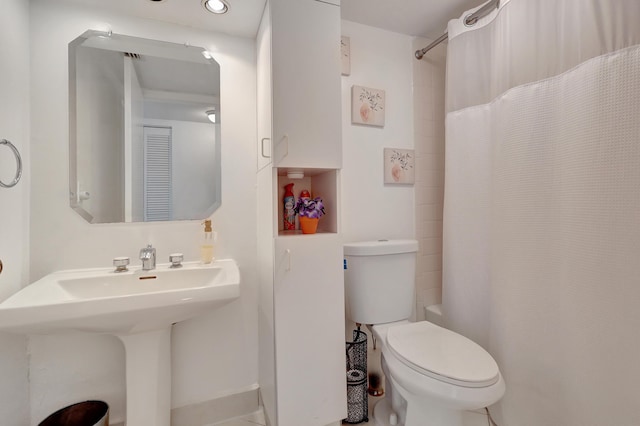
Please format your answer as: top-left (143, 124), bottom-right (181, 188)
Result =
top-left (0, 259), bottom-right (240, 334)
top-left (0, 258), bottom-right (240, 426)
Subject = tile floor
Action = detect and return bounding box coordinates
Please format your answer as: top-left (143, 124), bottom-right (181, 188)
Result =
top-left (209, 409), bottom-right (266, 426)
top-left (207, 402), bottom-right (491, 426)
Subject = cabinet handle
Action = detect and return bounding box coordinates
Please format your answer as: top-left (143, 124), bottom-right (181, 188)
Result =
top-left (285, 249), bottom-right (291, 272)
top-left (261, 138), bottom-right (271, 158)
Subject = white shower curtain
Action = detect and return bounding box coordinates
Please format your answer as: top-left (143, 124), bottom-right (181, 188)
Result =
top-left (442, 0), bottom-right (640, 424)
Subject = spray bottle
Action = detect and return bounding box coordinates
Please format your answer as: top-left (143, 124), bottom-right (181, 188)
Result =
top-left (283, 183), bottom-right (296, 230)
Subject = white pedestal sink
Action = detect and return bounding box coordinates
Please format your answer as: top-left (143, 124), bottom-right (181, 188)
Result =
top-left (0, 259), bottom-right (240, 426)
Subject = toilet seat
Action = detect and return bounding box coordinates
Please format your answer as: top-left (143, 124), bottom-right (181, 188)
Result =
top-left (386, 321), bottom-right (499, 388)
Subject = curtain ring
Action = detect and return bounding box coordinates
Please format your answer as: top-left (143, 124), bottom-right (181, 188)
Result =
top-left (0, 139), bottom-right (22, 188)
top-left (464, 13), bottom-right (479, 26)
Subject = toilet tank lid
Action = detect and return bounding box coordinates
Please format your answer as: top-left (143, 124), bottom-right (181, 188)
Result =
top-left (344, 239), bottom-right (418, 256)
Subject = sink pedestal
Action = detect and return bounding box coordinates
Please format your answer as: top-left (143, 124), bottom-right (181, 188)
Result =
top-left (118, 328), bottom-right (172, 426)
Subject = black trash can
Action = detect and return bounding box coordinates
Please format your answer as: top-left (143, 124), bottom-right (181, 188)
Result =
top-left (39, 401), bottom-right (109, 426)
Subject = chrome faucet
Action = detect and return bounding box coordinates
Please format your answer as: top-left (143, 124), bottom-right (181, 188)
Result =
top-left (139, 244), bottom-right (156, 271)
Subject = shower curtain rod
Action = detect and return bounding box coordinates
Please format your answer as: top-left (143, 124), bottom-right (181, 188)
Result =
top-left (415, 0), bottom-right (500, 60)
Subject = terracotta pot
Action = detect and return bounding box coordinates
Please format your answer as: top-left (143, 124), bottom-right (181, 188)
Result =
top-left (299, 216), bottom-right (319, 234)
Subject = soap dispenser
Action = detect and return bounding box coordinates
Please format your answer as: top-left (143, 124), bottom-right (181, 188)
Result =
top-left (201, 219), bottom-right (215, 264)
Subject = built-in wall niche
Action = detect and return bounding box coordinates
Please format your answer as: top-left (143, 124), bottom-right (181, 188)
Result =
top-left (276, 168), bottom-right (339, 236)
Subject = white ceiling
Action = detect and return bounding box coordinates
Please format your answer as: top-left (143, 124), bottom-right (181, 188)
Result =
top-left (57, 0), bottom-right (267, 38)
top-left (341, 0), bottom-right (485, 39)
top-left (55, 0), bottom-right (484, 40)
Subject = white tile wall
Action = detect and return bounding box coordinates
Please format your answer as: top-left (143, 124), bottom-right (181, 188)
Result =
top-left (412, 38), bottom-right (447, 320)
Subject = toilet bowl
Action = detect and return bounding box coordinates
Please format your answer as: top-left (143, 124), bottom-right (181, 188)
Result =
top-left (371, 321), bottom-right (504, 426)
top-left (343, 240), bottom-right (505, 426)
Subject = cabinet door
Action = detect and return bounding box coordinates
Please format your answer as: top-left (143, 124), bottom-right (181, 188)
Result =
top-left (257, 168), bottom-right (277, 425)
top-left (274, 235), bottom-right (347, 426)
top-left (257, 3), bottom-right (272, 171)
top-left (271, 0), bottom-right (342, 169)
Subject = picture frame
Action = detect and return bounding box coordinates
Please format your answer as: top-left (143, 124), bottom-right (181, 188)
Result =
top-left (384, 148), bottom-right (415, 184)
top-left (351, 85), bottom-right (385, 127)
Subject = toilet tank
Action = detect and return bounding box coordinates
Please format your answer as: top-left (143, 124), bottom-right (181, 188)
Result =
top-left (344, 240), bottom-right (418, 325)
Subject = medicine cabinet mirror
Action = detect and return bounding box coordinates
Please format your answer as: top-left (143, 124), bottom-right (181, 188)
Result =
top-left (69, 30), bottom-right (221, 223)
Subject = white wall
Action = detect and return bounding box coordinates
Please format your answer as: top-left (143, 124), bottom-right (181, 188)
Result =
top-left (340, 21), bottom-right (415, 243)
top-left (29, 1), bottom-right (257, 423)
top-left (340, 24), bottom-right (447, 319)
top-left (339, 21), bottom-right (415, 395)
top-left (0, 0), bottom-right (30, 424)
top-left (339, 23), bottom-right (448, 399)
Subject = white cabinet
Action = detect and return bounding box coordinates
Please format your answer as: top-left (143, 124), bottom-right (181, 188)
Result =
top-left (270, 0), bottom-right (342, 169)
top-left (257, 166), bottom-right (277, 423)
top-left (256, 3), bottom-right (272, 171)
top-left (273, 235), bottom-right (346, 426)
top-left (258, 170), bottom-right (347, 426)
top-left (257, 0), bottom-right (346, 425)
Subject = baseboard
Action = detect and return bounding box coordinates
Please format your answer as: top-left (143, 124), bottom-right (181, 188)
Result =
top-left (171, 385), bottom-right (260, 426)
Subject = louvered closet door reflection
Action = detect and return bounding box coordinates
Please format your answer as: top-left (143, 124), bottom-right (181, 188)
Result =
top-left (143, 126), bottom-right (172, 221)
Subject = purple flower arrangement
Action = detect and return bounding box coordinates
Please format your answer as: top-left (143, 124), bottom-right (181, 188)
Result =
top-left (294, 197), bottom-right (325, 219)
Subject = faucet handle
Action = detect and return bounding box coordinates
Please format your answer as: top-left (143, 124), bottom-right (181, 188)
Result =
top-left (169, 253), bottom-right (184, 268)
top-left (113, 256), bottom-right (130, 273)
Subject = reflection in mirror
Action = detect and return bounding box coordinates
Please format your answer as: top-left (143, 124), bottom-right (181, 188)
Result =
top-left (69, 30), bottom-right (221, 223)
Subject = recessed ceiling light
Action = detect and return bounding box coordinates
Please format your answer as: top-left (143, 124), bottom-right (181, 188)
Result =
top-left (202, 0), bottom-right (229, 14)
top-left (206, 109), bottom-right (217, 123)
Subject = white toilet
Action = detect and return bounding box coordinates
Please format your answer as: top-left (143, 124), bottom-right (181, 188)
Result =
top-left (344, 240), bottom-right (505, 426)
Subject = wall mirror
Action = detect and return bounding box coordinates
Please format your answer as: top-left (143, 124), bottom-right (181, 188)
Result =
top-left (69, 30), bottom-right (221, 223)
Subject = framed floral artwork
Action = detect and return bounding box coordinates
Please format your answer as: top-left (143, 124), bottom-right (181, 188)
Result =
top-left (341, 36), bottom-right (351, 76)
top-left (384, 148), bottom-right (415, 184)
top-left (352, 85), bottom-right (385, 127)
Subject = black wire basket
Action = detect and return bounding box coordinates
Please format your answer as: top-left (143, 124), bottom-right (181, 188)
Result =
top-left (344, 329), bottom-right (368, 424)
